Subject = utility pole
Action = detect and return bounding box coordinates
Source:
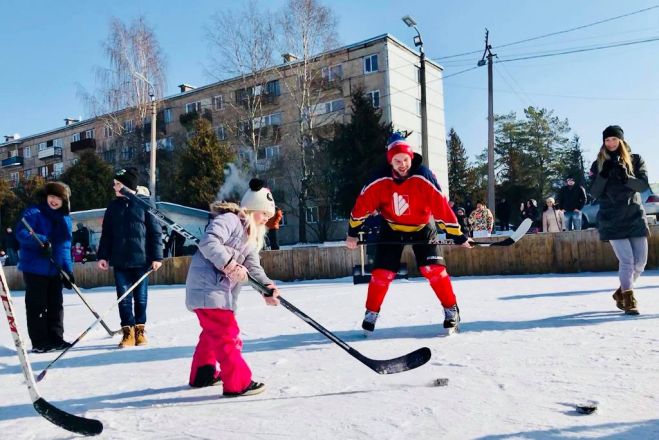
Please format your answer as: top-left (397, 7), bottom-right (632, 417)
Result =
top-left (479, 29), bottom-right (496, 218)
top-left (149, 92), bottom-right (157, 200)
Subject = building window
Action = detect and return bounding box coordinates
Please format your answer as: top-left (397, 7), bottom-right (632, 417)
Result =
top-left (123, 120), bottom-right (134, 133)
top-left (265, 80), bottom-right (281, 96)
top-left (185, 101), bottom-right (202, 113)
top-left (104, 125), bottom-right (114, 138)
top-left (121, 145), bottom-right (135, 160)
top-left (24, 169), bottom-right (32, 178)
top-left (254, 112), bottom-right (282, 129)
top-left (53, 162), bottom-right (64, 177)
top-left (322, 64), bottom-right (343, 81)
top-left (330, 205), bottom-right (346, 222)
top-left (10, 150), bottom-right (18, 157)
top-left (212, 95), bottom-right (224, 110)
top-left (364, 54), bottom-right (378, 74)
top-left (23, 146), bottom-right (31, 158)
top-left (312, 99), bottom-right (345, 116)
top-left (265, 145), bottom-right (280, 159)
top-left (306, 206), bottom-right (319, 224)
top-left (72, 133), bottom-right (81, 142)
top-left (216, 126), bottom-right (227, 140)
top-left (49, 138), bottom-right (63, 148)
top-left (102, 149), bottom-right (115, 163)
top-left (158, 137), bottom-right (174, 151)
top-left (84, 129), bottom-right (95, 139)
top-left (37, 142), bottom-right (47, 151)
top-left (39, 166), bottom-right (49, 177)
top-left (71, 159), bottom-right (79, 166)
top-left (367, 90), bottom-right (380, 109)
top-left (163, 108), bottom-right (173, 124)
top-left (239, 149), bottom-right (253, 163)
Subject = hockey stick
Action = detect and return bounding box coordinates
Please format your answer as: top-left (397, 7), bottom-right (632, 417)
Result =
top-left (0, 265), bottom-right (103, 436)
top-left (120, 187), bottom-right (431, 374)
top-left (357, 218), bottom-right (533, 247)
top-left (20, 218), bottom-right (121, 337)
top-left (36, 269), bottom-right (154, 382)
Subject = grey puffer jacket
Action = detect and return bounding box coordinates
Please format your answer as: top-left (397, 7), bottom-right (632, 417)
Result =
top-left (185, 203), bottom-right (272, 312)
top-left (589, 152), bottom-right (649, 241)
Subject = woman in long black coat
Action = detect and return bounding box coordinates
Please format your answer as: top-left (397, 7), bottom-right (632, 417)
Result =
top-left (589, 125), bottom-right (649, 315)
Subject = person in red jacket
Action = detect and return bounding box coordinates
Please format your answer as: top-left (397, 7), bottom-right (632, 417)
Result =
top-left (345, 132), bottom-right (472, 334)
top-left (265, 207), bottom-right (283, 250)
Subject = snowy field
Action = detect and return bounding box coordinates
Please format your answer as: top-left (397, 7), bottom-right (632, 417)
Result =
top-left (1, 270), bottom-right (658, 439)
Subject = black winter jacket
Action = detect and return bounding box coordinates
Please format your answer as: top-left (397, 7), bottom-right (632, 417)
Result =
top-left (97, 195), bottom-right (163, 268)
top-left (589, 153), bottom-right (649, 241)
top-left (557, 185), bottom-right (586, 211)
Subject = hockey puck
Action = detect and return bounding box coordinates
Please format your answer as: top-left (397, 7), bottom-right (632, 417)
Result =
top-left (433, 378), bottom-right (449, 387)
top-left (575, 402), bottom-right (598, 414)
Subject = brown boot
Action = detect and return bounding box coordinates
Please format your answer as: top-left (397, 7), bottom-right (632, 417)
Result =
top-left (612, 287), bottom-right (624, 311)
top-left (118, 326), bottom-right (135, 348)
top-left (135, 324), bottom-right (147, 346)
top-left (621, 290), bottom-right (639, 315)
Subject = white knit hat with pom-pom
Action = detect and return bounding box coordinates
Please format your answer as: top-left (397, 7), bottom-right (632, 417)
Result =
top-left (240, 178), bottom-right (275, 217)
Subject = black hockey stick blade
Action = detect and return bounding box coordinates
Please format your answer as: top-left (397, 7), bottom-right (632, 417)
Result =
top-left (352, 346), bottom-right (432, 374)
top-left (248, 274), bottom-right (431, 374)
top-left (34, 397), bottom-right (103, 436)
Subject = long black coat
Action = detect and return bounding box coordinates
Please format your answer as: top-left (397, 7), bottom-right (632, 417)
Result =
top-left (97, 195), bottom-right (163, 269)
top-left (589, 153), bottom-right (649, 241)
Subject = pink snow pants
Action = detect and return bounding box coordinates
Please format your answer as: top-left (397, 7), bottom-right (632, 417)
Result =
top-left (189, 309), bottom-right (252, 393)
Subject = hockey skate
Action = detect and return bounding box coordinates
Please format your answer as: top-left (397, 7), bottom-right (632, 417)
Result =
top-left (443, 305), bottom-right (460, 335)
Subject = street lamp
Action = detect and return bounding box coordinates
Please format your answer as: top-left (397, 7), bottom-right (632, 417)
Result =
top-left (132, 71), bottom-right (157, 201)
top-left (402, 15), bottom-right (429, 167)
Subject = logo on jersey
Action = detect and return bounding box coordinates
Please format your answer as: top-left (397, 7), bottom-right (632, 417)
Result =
top-left (393, 192), bottom-right (410, 216)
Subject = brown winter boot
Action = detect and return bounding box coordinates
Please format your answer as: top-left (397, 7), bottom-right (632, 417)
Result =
top-left (135, 324), bottom-right (147, 346)
top-left (118, 326), bottom-right (135, 348)
top-left (612, 287), bottom-right (625, 311)
top-left (621, 290), bottom-right (639, 316)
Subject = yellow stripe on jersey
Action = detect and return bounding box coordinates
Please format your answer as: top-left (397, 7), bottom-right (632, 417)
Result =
top-left (387, 223), bottom-right (426, 232)
top-left (349, 218), bottom-right (365, 229)
top-left (436, 220), bottom-right (462, 236)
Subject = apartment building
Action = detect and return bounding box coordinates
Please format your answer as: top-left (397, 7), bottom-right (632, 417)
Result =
top-left (0, 34), bottom-right (447, 244)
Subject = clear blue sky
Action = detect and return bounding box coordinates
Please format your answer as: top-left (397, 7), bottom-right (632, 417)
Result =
top-left (2, 0), bottom-right (658, 186)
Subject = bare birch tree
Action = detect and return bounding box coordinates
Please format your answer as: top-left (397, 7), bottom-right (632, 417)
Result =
top-left (206, 0), bottom-right (278, 173)
top-left (80, 17), bottom-right (166, 170)
top-left (277, 0), bottom-right (338, 242)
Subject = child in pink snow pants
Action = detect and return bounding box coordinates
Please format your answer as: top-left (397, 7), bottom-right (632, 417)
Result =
top-left (185, 179), bottom-right (279, 397)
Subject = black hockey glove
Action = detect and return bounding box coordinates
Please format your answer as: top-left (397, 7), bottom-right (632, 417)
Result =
top-left (614, 161), bottom-right (629, 183)
top-left (40, 241), bottom-right (53, 258)
top-left (61, 271), bottom-right (75, 290)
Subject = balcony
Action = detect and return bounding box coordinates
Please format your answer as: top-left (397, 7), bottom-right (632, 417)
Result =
top-left (70, 138), bottom-right (96, 153)
top-left (2, 156), bottom-right (24, 168)
top-left (38, 147), bottom-right (63, 160)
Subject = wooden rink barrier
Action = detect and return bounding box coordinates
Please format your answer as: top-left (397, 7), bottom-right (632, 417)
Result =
top-left (3, 225), bottom-right (658, 289)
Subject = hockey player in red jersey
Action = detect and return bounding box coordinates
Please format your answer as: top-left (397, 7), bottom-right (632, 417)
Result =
top-left (345, 132), bottom-right (472, 334)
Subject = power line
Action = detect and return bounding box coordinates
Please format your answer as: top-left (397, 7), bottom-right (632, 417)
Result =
top-left (434, 4), bottom-right (659, 61)
top-left (496, 35), bottom-right (659, 63)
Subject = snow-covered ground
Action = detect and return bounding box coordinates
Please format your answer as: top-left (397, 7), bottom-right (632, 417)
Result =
top-left (1, 270), bottom-right (658, 439)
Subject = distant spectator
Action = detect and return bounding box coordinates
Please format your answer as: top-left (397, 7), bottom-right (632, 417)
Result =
top-left (557, 177), bottom-right (587, 231)
top-left (521, 199), bottom-right (539, 231)
top-left (72, 223), bottom-right (90, 250)
top-left (72, 242), bottom-right (85, 263)
top-left (455, 207), bottom-right (471, 237)
top-left (468, 201), bottom-right (494, 238)
top-left (265, 206), bottom-right (283, 250)
top-left (0, 250), bottom-right (7, 266)
top-left (2, 227), bottom-right (19, 266)
top-left (448, 200), bottom-right (458, 215)
top-left (542, 197), bottom-right (564, 233)
top-left (496, 198), bottom-right (511, 231)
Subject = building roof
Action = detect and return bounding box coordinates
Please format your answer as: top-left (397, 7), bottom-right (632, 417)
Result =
top-left (1, 34), bottom-right (442, 149)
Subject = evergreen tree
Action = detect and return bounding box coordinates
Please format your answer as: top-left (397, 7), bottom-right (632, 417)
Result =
top-left (60, 151), bottom-right (115, 211)
top-left (446, 128), bottom-right (470, 205)
top-left (176, 118), bottom-right (234, 209)
top-left (324, 90), bottom-right (392, 217)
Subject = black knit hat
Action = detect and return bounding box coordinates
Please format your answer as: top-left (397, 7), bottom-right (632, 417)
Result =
top-left (603, 125), bottom-right (624, 141)
top-left (114, 167), bottom-right (139, 191)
